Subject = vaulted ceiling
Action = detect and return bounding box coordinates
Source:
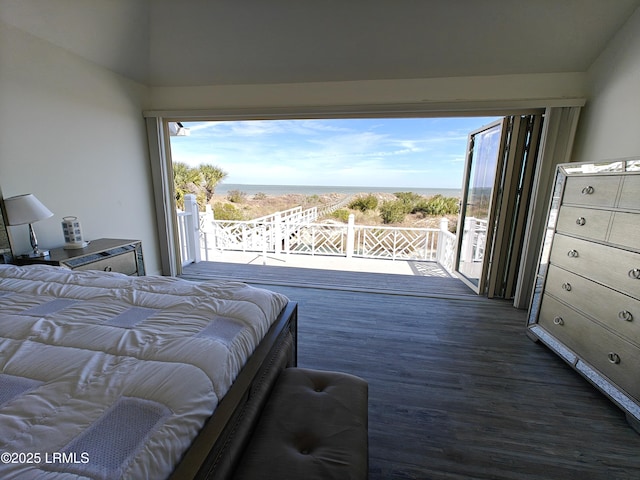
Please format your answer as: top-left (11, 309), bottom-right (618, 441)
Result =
top-left (1, 0), bottom-right (639, 87)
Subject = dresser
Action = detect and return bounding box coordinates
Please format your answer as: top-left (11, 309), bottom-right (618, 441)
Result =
top-left (528, 159), bottom-right (640, 432)
top-left (15, 238), bottom-right (145, 276)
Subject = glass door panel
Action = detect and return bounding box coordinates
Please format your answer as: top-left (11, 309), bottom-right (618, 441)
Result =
top-left (456, 120), bottom-right (506, 293)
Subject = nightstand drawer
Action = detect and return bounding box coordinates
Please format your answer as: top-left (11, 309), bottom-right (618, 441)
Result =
top-left (13, 239), bottom-right (145, 276)
top-left (72, 250), bottom-right (138, 275)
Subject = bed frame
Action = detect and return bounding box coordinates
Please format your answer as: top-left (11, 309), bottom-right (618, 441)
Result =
top-left (170, 301), bottom-right (298, 479)
top-left (0, 192), bottom-right (299, 480)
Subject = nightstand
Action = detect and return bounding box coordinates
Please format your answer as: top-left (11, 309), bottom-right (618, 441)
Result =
top-left (15, 238), bottom-right (145, 276)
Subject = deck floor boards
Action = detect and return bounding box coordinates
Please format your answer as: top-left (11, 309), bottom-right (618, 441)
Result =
top-left (181, 261), bottom-right (640, 480)
top-left (182, 260), bottom-right (474, 297)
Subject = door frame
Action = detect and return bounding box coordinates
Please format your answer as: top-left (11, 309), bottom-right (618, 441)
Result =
top-left (143, 105), bottom-right (579, 308)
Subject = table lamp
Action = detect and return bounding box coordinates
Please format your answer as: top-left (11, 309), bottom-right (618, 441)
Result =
top-left (4, 193), bottom-right (54, 257)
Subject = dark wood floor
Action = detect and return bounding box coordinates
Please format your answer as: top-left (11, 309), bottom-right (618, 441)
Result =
top-left (182, 261), bottom-right (640, 480)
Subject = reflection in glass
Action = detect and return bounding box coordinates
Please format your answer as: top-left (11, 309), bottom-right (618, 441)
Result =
top-left (457, 121), bottom-right (503, 287)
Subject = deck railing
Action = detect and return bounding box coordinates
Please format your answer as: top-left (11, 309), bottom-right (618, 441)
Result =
top-left (176, 195), bottom-right (201, 267)
top-left (178, 194), bottom-right (459, 273)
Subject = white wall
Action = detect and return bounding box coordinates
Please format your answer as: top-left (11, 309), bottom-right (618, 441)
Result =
top-left (0, 21), bottom-right (162, 275)
top-left (573, 7), bottom-right (640, 163)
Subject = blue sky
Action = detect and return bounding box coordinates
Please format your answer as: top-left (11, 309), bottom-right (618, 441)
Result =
top-left (170, 117), bottom-right (500, 188)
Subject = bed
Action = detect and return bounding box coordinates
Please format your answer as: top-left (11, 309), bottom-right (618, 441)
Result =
top-left (0, 261), bottom-right (297, 479)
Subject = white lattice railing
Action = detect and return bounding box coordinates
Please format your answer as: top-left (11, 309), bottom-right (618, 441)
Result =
top-left (355, 226), bottom-right (438, 260)
top-left (178, 194), bottom-right (458, 272)
top-left (436, 228), bottom-right (457, 275)
top-left (199, 217), bottom-right (456, 271)
top-left (176, 195), bottom-right (201, 267)
top-left (286, 223), bottom-right (349, 256)
top-left (251, 205), bottom-right (319, 224)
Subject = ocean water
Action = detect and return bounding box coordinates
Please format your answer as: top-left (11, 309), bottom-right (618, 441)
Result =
top-left (215, 184), bottom-right (461, 198)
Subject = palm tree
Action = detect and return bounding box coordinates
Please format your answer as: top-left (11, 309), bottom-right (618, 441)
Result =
top-left (199, 164), bottom-right (227, 202)
top-left (173, 162), bottom-right (228, 209)
top-left (173, 162), bottom-right (201, 209)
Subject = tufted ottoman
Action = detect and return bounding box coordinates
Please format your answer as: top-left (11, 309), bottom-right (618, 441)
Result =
top-left (232, 367), bottom-right (368, 480)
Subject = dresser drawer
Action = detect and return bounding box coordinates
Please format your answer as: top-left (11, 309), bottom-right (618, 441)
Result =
top-left (562, 175), bottom-right (621, 208)
top-left (618, 174), bottom-right (640, 211)
top-left (609, 211), bottom-right (640, 251)
top-left (555, 205), bottom-right (611, 242)
top-left (72, 250), bottom-right (138, 275)
top-left (550, 234), bottom-right (640, 299)
top-left (539, 295), bottom-right (640, 401)
top-left (545, 265), bottom-right (640, 345)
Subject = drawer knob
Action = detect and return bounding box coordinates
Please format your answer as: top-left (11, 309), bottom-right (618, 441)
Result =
top-left (581, 186), bottom-right (594, 195)
top-left (104, 265), bottom-right (113, 272)
top-left (553, 316), bottom-right (564, 326)
top-left (618, 310), bottom-right (634, 322)
top-left (575, 217), bottom-right (586, 226)
top-left (629, 268), bottom-right (640, 279)
top-left (562, 282), bottom-right (572, 291)
top-left (607, 352), bottom-right (621, 364)
top-left (567, 249), bottom-right (579, 258)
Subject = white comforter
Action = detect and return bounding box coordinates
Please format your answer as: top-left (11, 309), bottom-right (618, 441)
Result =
top-left (0, 264), bottom-right (288, 480)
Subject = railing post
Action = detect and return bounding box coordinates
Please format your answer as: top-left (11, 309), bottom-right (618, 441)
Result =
top-left (274, 213), bottom-right (282, 254)
top-left (201, 205), bottom-right (214, 261)
top-left (184, 194), bottom-right (201, 264)
top-left (346, 214), bottom-right (355, 258)
top-left (283, 217), bottom-right (290, 255)
top-left (436, 217), bottom-right (449, 263)
top-left (261, 223), bottom-right (267, 264)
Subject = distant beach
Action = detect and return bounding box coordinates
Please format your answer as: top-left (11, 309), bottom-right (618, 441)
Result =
top-left (215, 184), bottom-right (461, 198)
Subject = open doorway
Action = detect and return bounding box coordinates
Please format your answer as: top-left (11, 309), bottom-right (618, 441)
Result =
top-left (167, 116), bottom-right (501, 276)
top-left (146, 106), bottom-right (582, 307)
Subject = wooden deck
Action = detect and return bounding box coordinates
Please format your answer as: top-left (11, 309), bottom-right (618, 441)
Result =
top-left (181, 261), bottom-right (640, 480)
top-left (182, 260), bottom-right (474, 298)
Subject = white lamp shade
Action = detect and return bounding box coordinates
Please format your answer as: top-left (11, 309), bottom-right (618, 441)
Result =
top-left (4, 194), bottom-right (54, 226)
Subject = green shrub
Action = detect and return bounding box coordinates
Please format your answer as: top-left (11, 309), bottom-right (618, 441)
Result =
top-left (213, 203), bottom-right (244, 220)
top-left (394, 191), bottom-right (421, 204)
top-left (393, 192), bottom-right (422, 214)
top-left (331, 209), bottom-right (351, 223)
top-left (413, 195), bottom-right (460, 216)
top-left (349, 194), bottom-right (378, 212)
top-left (380, 200), bottom-right (407, 224)
top-left (227, 190), bottom-right (247, 203)
top-left (253, 192), bottom-right (267, 200)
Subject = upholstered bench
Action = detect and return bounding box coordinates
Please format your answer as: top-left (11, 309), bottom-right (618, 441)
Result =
top-left (232, 367), bottom-right (368, 480)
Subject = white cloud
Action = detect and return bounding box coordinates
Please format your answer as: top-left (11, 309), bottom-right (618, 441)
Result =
top-left (170, 117), bottom-right (499, 188)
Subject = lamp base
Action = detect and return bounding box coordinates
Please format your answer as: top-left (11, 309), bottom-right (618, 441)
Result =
top-left (27, 249), bottom-right (50, 258)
